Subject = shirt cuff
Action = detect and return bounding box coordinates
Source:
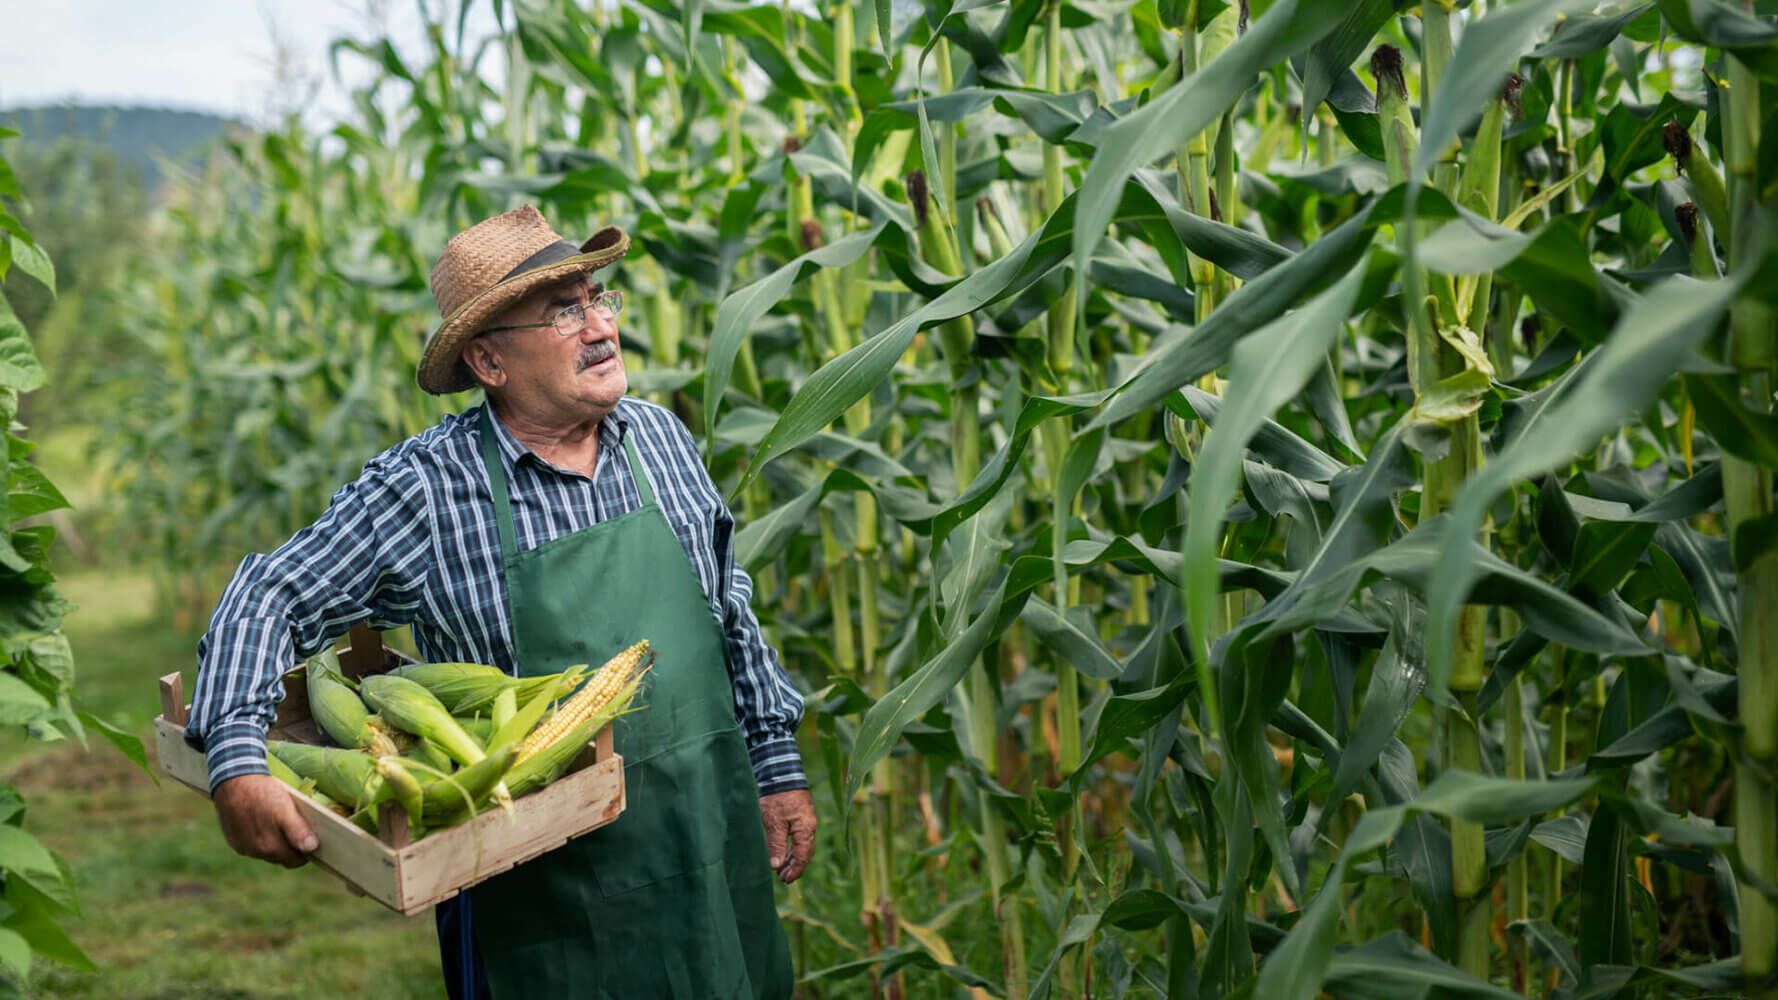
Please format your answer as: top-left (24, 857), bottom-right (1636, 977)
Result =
top-left (748, 735), bottom-right (808, 796)
top-left (199, 720), bottom-right (271, 793)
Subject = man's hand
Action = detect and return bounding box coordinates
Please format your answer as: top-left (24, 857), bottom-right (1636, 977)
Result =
top-left (759, 788), bottom-right (817, 884)
top-left (213, 773), bottom-right (319, 869)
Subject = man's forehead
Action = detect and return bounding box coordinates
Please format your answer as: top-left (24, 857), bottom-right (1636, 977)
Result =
top-left (527, 275), bottom-right (604, 308)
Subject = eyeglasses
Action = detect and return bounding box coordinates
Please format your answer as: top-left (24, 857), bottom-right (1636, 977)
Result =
top-left (483, 289), bottom-right (624, 338)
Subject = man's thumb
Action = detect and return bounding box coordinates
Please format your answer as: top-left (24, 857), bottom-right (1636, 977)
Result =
top-left (280, 804), bottom-right (320, 854)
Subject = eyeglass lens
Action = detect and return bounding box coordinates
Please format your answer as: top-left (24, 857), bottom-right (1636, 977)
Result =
top-left (552, 291), bottom-right (623, 336)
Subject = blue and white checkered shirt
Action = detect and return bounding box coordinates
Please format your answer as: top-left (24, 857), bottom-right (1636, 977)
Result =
top-left (187, 397), bottom-right (808, 796)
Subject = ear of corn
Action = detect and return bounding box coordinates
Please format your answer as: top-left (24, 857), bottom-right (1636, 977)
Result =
top-left (504, 671), bottom-right (644, 798)
top-left (360, 675), bottom-right (487, 766)
top-left (487, 664), bottom-right (588, 753)
top-left (515, 641), bottom-right (652, 765)
top-left (269, 739), bottom-right (385, 808)
top-left (308, 667), bottom-right (402, 757)
top-left (361, 675), bottom-right (514, 809)
top-left (375, 756), bottom-right (425, 836)
top-left (387, 661), bottom-right (577, 714)
top-left (420, 746), bottom-right (517, 823)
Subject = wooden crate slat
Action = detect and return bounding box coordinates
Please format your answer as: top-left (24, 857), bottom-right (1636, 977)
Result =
top-left (395, 753), bottom-right (625, 911)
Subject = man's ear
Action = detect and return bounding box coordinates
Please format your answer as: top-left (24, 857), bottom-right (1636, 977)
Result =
top-left (461, 336), bottom-right (506, 388)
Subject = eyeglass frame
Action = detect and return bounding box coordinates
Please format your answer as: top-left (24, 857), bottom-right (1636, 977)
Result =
top-left (480, 283), bottom-right (625, 338)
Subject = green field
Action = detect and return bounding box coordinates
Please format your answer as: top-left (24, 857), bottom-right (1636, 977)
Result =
top-left (10, 568), bottom-right (441, 999)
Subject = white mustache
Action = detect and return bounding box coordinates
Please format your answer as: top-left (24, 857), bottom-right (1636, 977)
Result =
top-left (578, 340), bottom-right (617, 370)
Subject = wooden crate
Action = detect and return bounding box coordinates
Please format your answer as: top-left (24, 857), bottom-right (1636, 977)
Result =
top-left (155, 624), bottom-right (626, 916)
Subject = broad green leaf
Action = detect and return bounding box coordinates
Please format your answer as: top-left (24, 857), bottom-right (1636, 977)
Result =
top-left (738, 190), bottom-right (1086, 493)
top-left (1579, 802), bottom-right (1633, 967)
top-left (1323, 932), bottom-right (1519, 998)
top-left (1425, 273), bottom-right (1744, 698)
top-left (1069, 0), bottom-right (1349, 321)
top-left (844, 582), bottom-right (1015, 801)
top-left (1569, 520), bottom-right (1659, 595)
top-left (0, 925), bottom-right (28, 980)
top-left (0, 299), bottom-right (46, 394)
top-left (77, 710), bottom-right (156, 780)
top-left (5, 237), bottom-right (53, 297)
top-left (1531, 4), bottom-right (1655, 58)
top-left (705, 223), bottom-right (883, 438)
top-left (1021, 598), bottom-right (1121, 680)
top-left (1683, 372), bottom-right (1778, 470)
top-left (1184, 263), bottom-right (1364, 715)
top-left (1410, 0), bottom-right (1597, 182)
top-left (0, 673), bottom-right (52, 726)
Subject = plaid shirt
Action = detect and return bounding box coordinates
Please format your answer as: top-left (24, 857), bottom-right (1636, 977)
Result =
top-left (187, 397), bottom-right (808, 796)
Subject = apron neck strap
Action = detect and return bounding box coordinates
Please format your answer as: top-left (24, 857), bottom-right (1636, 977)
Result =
top-left (477, 406), bottom-right (520, 561)
top-left (476, 405), bottom-right (659, 562)
top-left (622, 433), bottom-right (656, 507)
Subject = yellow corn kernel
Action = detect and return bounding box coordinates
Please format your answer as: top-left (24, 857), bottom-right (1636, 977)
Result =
top-left (516, 640), bottom-right (650, 764)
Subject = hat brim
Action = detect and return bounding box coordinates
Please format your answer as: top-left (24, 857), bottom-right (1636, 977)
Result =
top-left (418, 225), bottom-right (630, 395)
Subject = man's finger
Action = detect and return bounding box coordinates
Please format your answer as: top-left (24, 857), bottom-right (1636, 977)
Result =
top-left (762, 810), bottom-right (789, 870)
top-left (779, 810), bottom-right (815, 882)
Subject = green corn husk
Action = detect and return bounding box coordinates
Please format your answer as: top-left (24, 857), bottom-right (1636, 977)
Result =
top-left (403, 736), bottom-right (455, 773)
top-left (308, 666), bottom-right (403, 756)
top-left (420, 746), bottom-right (518, 824)
top-left (362, 675), bottom-right (512, 809)
top-left (264, 746), bottom-right (308, 790)
top-left (488, 666), bottom-right (588, 753)
top-left (454, 715), bottom-right (494, 748)
top-left (490, 687), bottom-right (517, 731)
top-left (503, 672), bottom-right (642, 798)
top-left (269, 740), bottom-right (384, 808)
top-left (266, 747), bottom-right (349, 814)
top-left (375, 756), bottom-right (426, 836)
top-left (387, 661), bottom-right (578, 714)
top-left (360, 675), bottom-right (488, 766)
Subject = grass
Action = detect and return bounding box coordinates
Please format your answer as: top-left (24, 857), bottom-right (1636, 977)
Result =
top-left (8, 563), bottom-right (440, 999)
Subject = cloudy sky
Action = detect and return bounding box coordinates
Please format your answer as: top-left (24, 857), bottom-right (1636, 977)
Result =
top-left (0, 1), bottom-right (497, 124)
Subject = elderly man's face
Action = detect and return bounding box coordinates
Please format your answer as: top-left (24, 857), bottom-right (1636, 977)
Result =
top-left (469, 276), bottom-right (626, 422)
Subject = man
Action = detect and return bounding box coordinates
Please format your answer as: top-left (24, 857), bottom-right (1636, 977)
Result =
top-left (186, 205), bottom-right (816, 998)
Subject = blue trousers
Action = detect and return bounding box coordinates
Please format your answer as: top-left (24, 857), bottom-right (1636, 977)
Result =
top-left (435, 893), bottom-right (491, 1000)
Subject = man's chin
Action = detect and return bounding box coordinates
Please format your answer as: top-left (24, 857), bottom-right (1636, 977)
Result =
top-left (577, 365), bottom-right (627, 410)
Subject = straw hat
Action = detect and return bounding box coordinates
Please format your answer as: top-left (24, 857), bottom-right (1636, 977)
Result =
top-left (419, 206), bottom-right (630, 394)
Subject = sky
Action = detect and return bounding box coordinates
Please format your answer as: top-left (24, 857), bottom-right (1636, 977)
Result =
top-left (0, 1), bottom-right (497, 125)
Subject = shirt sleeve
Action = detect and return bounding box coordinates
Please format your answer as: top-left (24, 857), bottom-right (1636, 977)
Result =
top-left (659, 412), bottom-right (809, 796)
top-left (186, 460), bottom-right (435, 792)
top-left (715, 508), bottom-right (809, 795)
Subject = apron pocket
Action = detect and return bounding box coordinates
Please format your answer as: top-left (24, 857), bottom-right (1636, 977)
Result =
top-left (589, 723), bottom-right (750, 898)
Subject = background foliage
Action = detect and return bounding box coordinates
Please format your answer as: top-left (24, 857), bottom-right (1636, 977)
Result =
top-left (29, 0), bottom-right (1778, 996)
top-left (0, 127), bottom-right (150, 992)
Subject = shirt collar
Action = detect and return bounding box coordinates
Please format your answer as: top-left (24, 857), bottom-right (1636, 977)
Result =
top-left (481, 399), bottom-right (629, 475)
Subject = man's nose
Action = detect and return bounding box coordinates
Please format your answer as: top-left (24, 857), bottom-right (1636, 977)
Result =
top-left (581, 308), bottom-right (617, 340)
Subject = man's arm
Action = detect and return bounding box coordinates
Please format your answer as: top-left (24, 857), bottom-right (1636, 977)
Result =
top-left (189, 462), bottom-right (435, 793)
top-left (711, 497), bottom-right (820, 883)
top-left (712, 508), bottom-right (808, 795)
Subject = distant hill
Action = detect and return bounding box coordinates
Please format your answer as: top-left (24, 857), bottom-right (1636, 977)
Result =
top-left (0, 104), bottom-right (241, 190)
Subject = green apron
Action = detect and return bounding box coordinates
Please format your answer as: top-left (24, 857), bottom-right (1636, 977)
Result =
top-left (465, 407), bottom-right (794, 999)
